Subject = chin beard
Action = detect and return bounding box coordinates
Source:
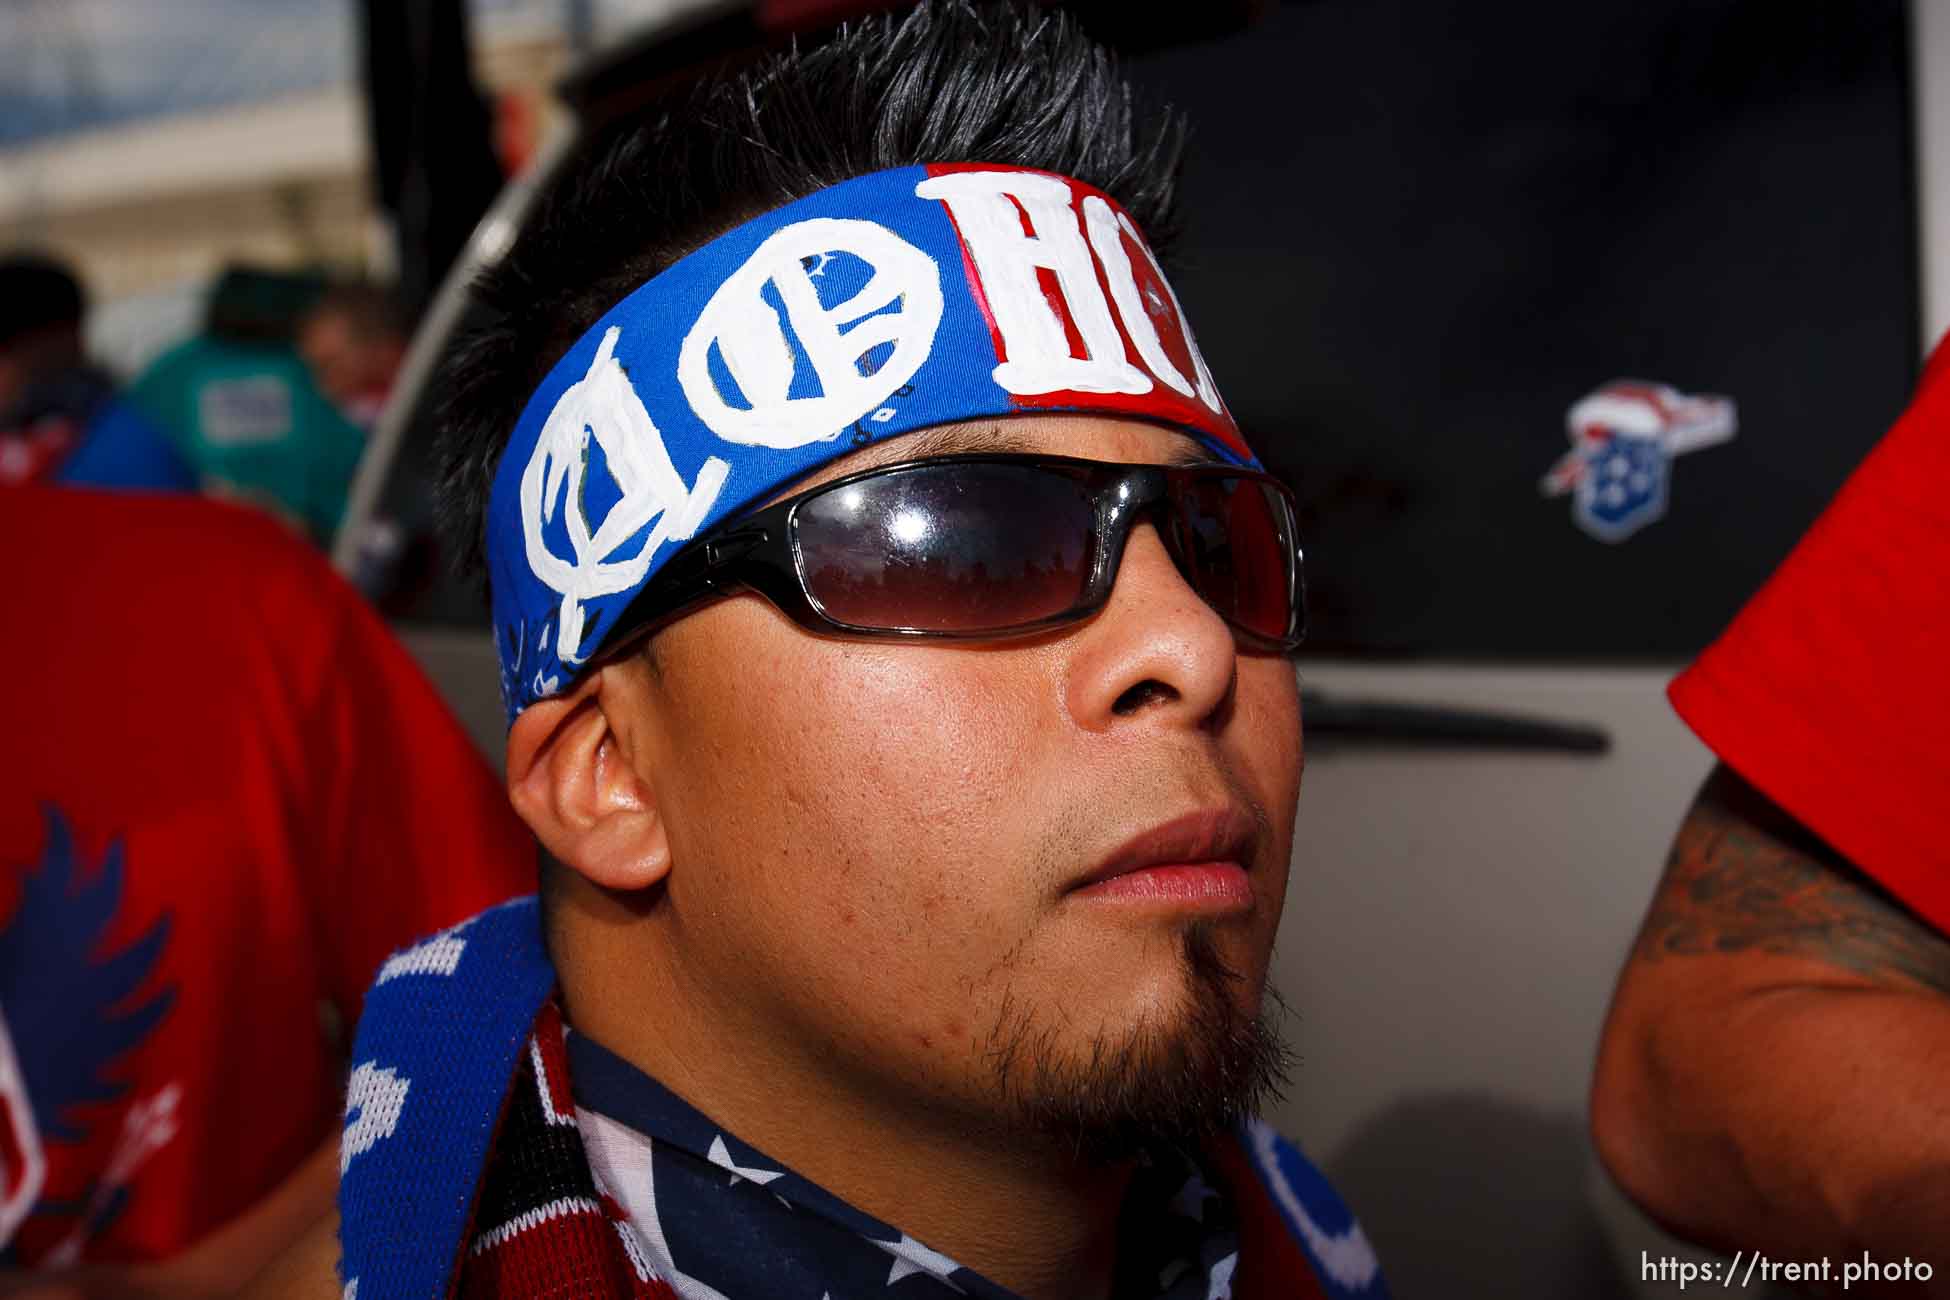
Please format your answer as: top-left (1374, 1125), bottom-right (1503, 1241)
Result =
top-left (983, 925), bottom-right (1293, 1165)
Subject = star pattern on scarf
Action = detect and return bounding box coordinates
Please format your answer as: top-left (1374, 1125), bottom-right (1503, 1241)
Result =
top-left (1206, 1251), bottom-right (1236, 1300)
top-left (707, 1134), bottom-right (785, 1186)
top-left (868, 1232), bottom-right (966, 1291)
top-left (1170, 1172), bottom-right (1217, 1223)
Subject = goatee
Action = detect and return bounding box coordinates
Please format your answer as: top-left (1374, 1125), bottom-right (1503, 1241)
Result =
top-left (985, 923), bottom-right (1293, 1165)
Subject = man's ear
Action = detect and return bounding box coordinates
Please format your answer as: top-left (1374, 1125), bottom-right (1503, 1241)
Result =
top-left (505, 675), bottom-right (669, 892)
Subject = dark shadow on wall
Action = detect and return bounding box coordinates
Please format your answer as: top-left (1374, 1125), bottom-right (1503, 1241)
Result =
top-left (1323, 1093), bottom-right (1630, 1300)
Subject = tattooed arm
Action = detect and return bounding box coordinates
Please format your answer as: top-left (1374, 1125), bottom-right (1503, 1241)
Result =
top-left (1592, 764), bottom-right (1950, 1276)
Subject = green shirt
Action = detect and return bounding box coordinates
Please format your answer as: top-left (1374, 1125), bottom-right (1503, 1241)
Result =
top-left (129, 336), bottom-right (366, 544)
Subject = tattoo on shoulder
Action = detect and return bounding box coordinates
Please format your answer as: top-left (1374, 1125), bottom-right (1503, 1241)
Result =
top-left (1632, 765), bottom-right (1950, 996)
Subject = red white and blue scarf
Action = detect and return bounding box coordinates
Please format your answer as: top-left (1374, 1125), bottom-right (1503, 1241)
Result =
top-left (338, 898), bottom-right (1389, 1299)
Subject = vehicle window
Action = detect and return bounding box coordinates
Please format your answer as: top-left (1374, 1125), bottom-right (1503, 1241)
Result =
top-left (365, 0), bottom-right (1919, 661)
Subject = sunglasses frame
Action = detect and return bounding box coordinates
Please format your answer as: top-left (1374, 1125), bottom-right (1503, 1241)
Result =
top-left (590, 452), bottom-right (1307, 668)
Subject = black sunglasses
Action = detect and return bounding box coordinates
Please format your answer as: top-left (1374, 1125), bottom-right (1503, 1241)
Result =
top-left (593, 453), bottom-right (1307, 663)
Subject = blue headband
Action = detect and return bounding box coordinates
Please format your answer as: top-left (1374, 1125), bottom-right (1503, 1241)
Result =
top-left (487, 163), bottom-right (1254, 718)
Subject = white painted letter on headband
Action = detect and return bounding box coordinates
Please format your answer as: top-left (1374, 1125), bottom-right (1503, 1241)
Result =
top-left (523, 326), bottom-right (731, 665)
top-left (914, 170), bottom-right (1152, 398)
top-left (679, 218), bottom-right (943, 448)
top-left (1080, 196), bottom-right (1225, 416)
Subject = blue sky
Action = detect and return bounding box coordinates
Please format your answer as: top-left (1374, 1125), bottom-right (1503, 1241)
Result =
top-left (0, 0), bottom-right (354, 145)
top-left (0, 0), bottom-right (598, 148)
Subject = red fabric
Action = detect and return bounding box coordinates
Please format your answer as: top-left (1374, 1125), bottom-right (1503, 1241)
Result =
top-left (1206, 1135), bottom-right (1330, 1300)
top-left (1669, 340), bottom-right (1950, 934)
top-left (0, 486), bottom-right (533, 1266)
top-left (457, 1004), bottom-right (677, 1300)
top-left (462, 1207), bottom-right (677, 1300)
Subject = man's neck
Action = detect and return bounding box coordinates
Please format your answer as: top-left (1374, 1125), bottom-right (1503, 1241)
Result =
top-left (552, 895), bottom-right (1133, 1300)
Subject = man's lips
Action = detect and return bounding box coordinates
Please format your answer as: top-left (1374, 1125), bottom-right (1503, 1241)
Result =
top-left (1068, 807), bottom-right (1258, 908)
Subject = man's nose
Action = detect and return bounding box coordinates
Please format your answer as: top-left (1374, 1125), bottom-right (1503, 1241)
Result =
top-left (1061, 520), bottom-right (1238, 733)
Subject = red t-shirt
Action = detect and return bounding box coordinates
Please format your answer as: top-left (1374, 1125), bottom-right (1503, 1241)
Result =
top-left (0, 486), bottom-right (534, 1266)
top-left (1670, 341), bottom-right (1950, 934)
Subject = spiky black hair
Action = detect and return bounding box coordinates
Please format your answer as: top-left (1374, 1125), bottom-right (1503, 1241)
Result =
top-left (431, 0), bottom-right (1187, 584)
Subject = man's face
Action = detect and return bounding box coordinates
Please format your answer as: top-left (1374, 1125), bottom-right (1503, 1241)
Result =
top-left (299, 311), bottom-right (397, 408)
top-left (608, 414), bottom-right (1302, 1153)
top-left (298, 312), bottom-right (357, 405)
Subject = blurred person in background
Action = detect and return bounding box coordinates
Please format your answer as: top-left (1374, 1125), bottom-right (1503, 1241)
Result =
top-left (293, 5), bottom-right (1386, 1299)
top-left (125, 268), bottom-right (368, 547)
top-left (297, 282), bottom-right (412, 432)
top-left (0, 484), bottom-right (536, 1297)
top-left (298, 281), bottom-right (423, 608)
top-left (0, 254), bottom-right (195, 493)
top-left (1593, 340), bottom-right (1950, 1290)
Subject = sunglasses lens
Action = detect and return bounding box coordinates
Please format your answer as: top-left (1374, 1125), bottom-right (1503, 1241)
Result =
top-left (793, 462), bottom-right (1098, 632)
top-left (1172, 475), bottom-right (1299, 644)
